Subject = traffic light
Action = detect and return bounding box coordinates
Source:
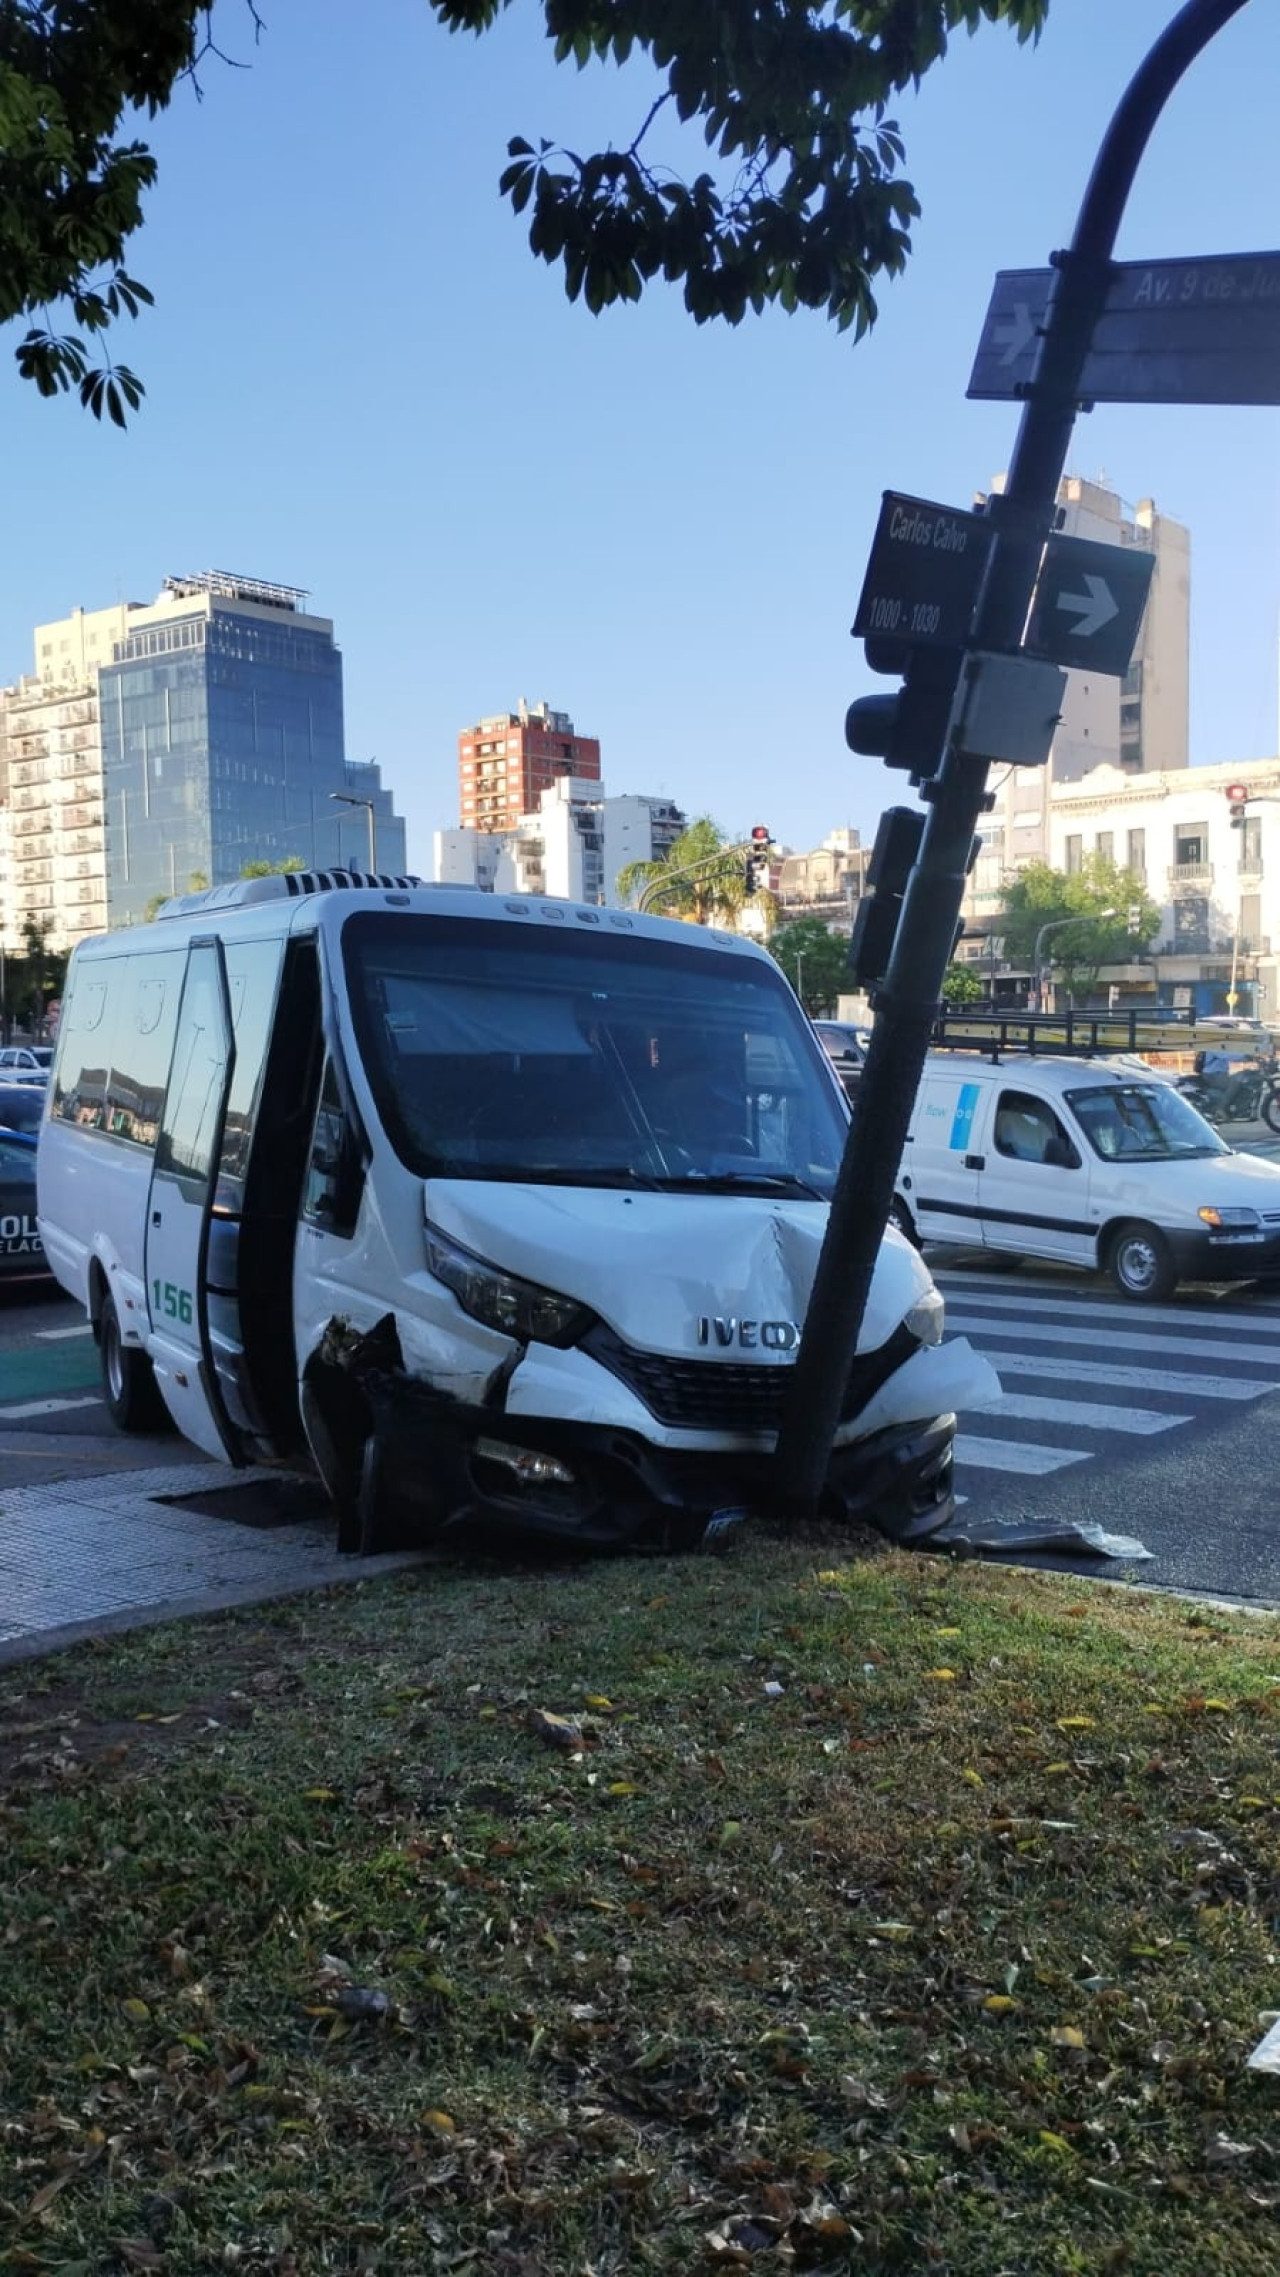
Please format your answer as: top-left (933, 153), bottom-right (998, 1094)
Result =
top-left (1227, 782), bottom-right (1249, 827)
top-left (844, 644), bottom-right (960, 783)
top-left (849, 807), bottom-right (926, 988)
top-left (1126, 903), bottom-right (1142, 935)
top-left (744, 824), bottom-right (772, 894)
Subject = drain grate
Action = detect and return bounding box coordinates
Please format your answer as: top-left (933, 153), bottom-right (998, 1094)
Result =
top-left (153, 1476), bottom-right (330, 1531)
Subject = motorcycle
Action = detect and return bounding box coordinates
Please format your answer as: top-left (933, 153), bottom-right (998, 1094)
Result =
top-left (1176, 1052), bottom-right (1280, 1132)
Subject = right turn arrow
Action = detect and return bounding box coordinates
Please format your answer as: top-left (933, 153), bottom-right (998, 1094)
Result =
top-left (1055, 573), bottom-right (1119, 640)
top-left (992, 302), bottom-right (1038, 367)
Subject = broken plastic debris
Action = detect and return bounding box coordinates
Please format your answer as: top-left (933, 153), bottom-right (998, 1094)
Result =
top-left (930, 1514), bottom-right (1152, 1560)
top-left (1247, 2018), bottom-right (1280, 2075)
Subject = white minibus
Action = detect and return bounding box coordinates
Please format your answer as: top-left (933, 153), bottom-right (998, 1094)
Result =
top-left (37, 872), bottom-right (996, 1551)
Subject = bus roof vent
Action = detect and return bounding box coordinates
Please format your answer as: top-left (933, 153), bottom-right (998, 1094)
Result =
top-left (279, 868), bottom-right (424, 897)
top-left (153, 869), bottom-right (424, 919)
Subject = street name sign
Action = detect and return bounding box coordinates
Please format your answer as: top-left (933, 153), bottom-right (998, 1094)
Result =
top-left (852, 491), bottom-right (992, 648)
top-left (1023, 534), bottom-right (1154, 679)
top-left (969, 251), bottom-right (1280, 406)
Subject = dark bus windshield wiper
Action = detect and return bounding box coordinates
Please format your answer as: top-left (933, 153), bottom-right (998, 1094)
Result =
top-left (649, 1170), bottom-right (827, 1200)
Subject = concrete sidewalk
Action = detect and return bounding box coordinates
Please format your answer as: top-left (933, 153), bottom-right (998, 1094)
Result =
top-left (0, 1460), bottom-right (424, 1666)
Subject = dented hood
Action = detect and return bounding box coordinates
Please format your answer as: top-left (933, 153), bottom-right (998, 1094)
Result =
top-left (424, 1179), bottom-right (931, 1356)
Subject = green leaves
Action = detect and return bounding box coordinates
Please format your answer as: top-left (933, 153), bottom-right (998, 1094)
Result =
top-left (15, 323), bottom-right (143, 424)
top-left (4, 0), bottom-right (1054, 423)
top-left (1, 1), bottom-right (199, 417)
top-left (466, 1), bottom-right (1049, 336)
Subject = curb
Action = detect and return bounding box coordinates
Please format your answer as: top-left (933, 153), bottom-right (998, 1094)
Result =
top-left (0, 1548), bottom-right (430, 1669)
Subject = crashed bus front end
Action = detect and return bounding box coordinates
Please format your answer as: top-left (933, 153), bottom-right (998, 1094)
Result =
top-left (296, 905), bottom-right (998, 1553)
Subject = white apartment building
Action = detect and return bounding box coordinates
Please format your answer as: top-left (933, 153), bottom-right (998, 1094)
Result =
top-left (774, 827), bottom-right (868, 928)
top-left (1044, 756), bottom-right (1280, 1020)
top-left (0, 671), bottom-right (112, 953)
top-left (0, 602), bottom-right (137, 953)
top-left (968, 476), bottom-right (1190, 943)
top-left (434, 777), bottom-right (686, 905)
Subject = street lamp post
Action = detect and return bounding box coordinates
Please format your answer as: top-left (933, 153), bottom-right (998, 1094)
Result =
top-left (330, 790), bottom-right (378, 875)
top-left (1034, 909), bottom-right (1118, 1014)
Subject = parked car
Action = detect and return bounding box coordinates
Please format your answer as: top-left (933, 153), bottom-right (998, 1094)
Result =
top-left (0, 1081), bottom-right (47, 1136)
top-left (0, 1045), bottom-right (52, 1077)
top-left (0, 1128), bottom-right (48, 1282)
top-left (814, 1020), bottom-right (870, 1103)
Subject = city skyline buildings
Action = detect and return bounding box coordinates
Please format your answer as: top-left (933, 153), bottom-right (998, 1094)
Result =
top-left (0, 573), bottom-right (407, 949)
top-left (458, 700), bottom-right (602, 834)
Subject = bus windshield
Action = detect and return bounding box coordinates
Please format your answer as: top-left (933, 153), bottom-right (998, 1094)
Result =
top-left (342, 911), bottom-right (849, 1196)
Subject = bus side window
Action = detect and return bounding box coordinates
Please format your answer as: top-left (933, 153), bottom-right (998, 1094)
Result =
top-left (303, 1061), bottom-right (363, 1235)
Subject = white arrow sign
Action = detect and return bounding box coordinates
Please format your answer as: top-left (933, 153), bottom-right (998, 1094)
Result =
top-left (992, 301), bottom-right (1038, 367)
top-left (1054, 573), bottom-right (1119, 640)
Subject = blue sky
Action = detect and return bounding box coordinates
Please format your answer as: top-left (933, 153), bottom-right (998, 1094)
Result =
top-left (2, 0), bottom-right (1278, 871)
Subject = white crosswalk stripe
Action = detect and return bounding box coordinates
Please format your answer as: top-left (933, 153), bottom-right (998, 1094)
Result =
top-left (976, 1349), bottom-right (1273, 1401)
top-left (989, 1392), bottom-right (1190, 1435)
top-left (954, 1435), bottom-right (1091, 1476)
top-left (946, 1309), bottom-right (1280, 1367)
top-left (938, 1269), bottom-right (1280, 1480)
top-left (936, 1284), bottom-right (1280, 1335)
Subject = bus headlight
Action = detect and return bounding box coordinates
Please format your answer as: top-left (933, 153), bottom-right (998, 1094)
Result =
top-left (425, 1225), bottom-right (596, 1346)
top-left (904, 1287), bottom-right (946, 1347)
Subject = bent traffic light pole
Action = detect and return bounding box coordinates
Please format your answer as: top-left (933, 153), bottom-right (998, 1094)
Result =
top-left (772, 0), bottom-right (1252, 1516)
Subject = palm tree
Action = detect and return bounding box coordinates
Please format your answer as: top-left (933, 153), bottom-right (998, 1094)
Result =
top-left (615, 815), bottom-right (760, 927)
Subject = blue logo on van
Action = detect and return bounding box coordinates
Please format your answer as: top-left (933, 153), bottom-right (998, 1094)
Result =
top-left (949, 1083), bottom-right (981, 1151)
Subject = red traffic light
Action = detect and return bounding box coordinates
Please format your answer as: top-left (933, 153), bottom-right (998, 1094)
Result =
top-left (750, 824), bottom-right (772, 844)
top-left (1226, 783), bottom-right (1249, 802)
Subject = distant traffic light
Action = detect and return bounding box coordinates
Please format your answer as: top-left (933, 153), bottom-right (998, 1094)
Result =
top-left (744, 824), bottom-right (772, 893)
top-left (1227, 782), bottom-right (1249, 828)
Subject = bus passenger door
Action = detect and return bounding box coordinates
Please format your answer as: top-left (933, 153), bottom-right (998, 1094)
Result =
top-left (144, 939), bottom-right (246, 1463)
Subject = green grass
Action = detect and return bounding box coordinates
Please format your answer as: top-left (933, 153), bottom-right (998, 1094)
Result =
top-left (1, 1535), bottom-right (1277, 2275)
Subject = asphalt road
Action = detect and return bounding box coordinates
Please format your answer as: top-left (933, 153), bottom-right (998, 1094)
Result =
top-left (0, 1279), bottom-right (205, 1488)
top-left (932, 1254), bottom-right (1280, 1603)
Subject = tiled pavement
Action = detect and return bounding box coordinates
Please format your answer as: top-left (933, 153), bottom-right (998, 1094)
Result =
top-left (0, 1461), bottom-right (425, 1665)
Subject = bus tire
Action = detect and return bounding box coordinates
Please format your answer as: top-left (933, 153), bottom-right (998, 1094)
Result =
top-left (99, 1293), bottom-right (172, 1433)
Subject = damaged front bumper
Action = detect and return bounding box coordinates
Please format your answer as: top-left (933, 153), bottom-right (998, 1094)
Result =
top-left (308, 1312), bottom-right (996, 1557)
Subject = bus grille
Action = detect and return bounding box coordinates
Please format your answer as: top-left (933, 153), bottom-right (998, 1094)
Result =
top-left (580, 1323), bottom-right (919, 1434)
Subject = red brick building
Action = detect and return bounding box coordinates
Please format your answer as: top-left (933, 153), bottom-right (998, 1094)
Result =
top-left (458, 699), bottom-right (602, 833)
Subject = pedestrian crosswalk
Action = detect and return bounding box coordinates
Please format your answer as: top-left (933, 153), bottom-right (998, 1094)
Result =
top-left (940, 1267), bottom-right (1280, 1481)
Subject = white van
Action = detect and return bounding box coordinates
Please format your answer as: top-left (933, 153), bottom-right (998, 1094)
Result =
top-left (37, 872), bottom-right (996, 1552)
top-left (893, 1049), bottom-right (1280, 1299)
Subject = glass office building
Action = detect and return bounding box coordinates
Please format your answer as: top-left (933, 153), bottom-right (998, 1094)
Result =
top-left (100, 573), bottom-right (406, 925)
